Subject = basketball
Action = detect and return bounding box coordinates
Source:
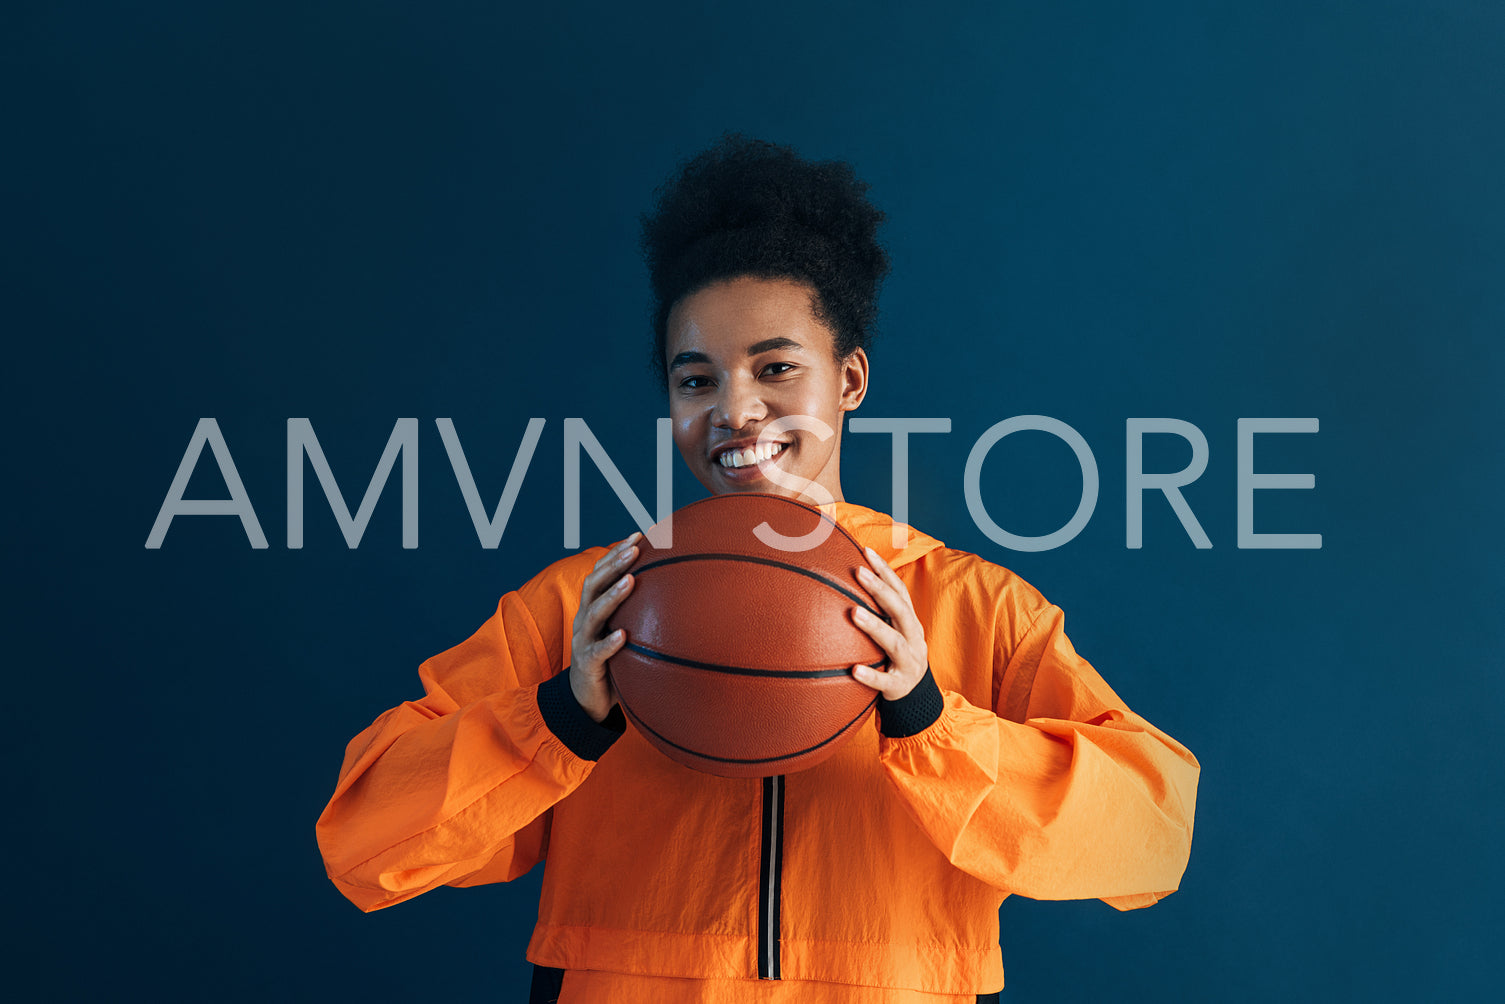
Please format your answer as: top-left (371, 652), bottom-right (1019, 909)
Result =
top-left (606, 493), bottom-right (886, 777)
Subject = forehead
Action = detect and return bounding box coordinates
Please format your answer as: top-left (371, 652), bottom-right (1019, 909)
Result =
top-left (666, 276), bottom-right (837, 359)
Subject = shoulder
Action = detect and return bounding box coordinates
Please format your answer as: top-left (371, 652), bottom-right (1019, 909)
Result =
top-left (904, 542), bottom-right (1056, 645)
top-left (910, 542), bottom-right (1046, 605)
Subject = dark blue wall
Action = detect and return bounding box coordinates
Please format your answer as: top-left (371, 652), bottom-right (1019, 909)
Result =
top-left (12, 1), bottom-right (1503, 1000)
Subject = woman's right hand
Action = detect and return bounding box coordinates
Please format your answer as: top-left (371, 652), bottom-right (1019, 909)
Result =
top-left (568, 531), bottom-right (641, 723)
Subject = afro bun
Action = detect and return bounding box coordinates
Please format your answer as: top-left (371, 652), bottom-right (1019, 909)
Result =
top-left (640, 133), bottom-right (890, 385)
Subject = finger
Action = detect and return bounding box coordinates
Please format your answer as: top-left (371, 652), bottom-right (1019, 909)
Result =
top-left (600, 533), bottom-right (642, 574)
top-left (579, 624), bottom-right (628, 678)
top-left (855, 564), bottom-right (908, 624)
top-left (863, 545), bottom-right (902, 582)
top-left (858, 553), bottom-right (924, 638)
top-left (582, 572), bottom-right (635, 637)
top-left (862, 547), bottom-right (916, 605)
top-left (576, 559), bottom-right (631, 635)
top-left (592, 627), bottom-right (628, 664)
top-left (591, 531), bottom-right (639, 572)
top-left (584, 538), bottom-right (640, 600)
top-left (852, 605), bottom-right (907, 659)
top-left (850, 661), bottom-right (898, 698)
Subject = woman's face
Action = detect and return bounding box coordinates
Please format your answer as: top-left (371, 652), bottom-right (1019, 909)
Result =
top-left (665, 275), bottom-right (868, 503)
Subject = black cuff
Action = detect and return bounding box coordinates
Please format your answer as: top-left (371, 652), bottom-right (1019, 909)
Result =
top-left (877, 667), bottom-right (945, 738)
top-left (537, 670), bottom-right (624, 761)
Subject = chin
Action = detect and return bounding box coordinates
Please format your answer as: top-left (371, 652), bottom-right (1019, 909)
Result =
top-left (707, 479), bottom-right (772, 496)
top-left (708, 480), bottom-right (808, 503)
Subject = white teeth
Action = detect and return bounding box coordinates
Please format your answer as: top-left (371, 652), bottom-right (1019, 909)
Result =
top-left (718, 442), bottom-right (785, 469)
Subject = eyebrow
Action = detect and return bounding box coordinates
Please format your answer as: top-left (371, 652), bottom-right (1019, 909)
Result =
top-left (667, 337), bottom-right (805, 372)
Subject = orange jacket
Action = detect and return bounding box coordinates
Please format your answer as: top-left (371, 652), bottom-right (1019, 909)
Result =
top-left (316, 503), bottom-right (1199, 1001)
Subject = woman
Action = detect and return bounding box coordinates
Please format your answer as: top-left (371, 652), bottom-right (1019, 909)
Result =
top-left (316, 135), bottom-right (1199, 1003)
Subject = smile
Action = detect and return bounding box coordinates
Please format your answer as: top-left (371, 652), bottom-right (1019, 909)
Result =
top-left (717, 441), bottom-right (787, 469)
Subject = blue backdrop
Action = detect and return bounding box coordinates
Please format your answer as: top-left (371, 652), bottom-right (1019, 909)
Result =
top-left (12, 1), bottom-right (1503, 1001)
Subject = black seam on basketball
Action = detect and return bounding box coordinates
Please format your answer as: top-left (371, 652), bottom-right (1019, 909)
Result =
top-left (618, 693), bottom-right (879, 765)
top-left (622, 641), bottom-right (889, 678)
top-left (632, 552), bottom-right (886, 619)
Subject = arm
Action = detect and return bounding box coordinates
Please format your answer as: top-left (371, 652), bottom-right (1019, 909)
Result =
top-left (851, 550), bottom-right (1200, 908)
top-left (314, 539), bottom-right (638, 912)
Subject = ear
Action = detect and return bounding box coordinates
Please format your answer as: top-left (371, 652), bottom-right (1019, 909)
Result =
top-left (839, 348), bottom-right (869, 412)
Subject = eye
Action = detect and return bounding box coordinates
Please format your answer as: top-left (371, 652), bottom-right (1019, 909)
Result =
top-left (678, 374), bottom-right (713, 390)
top-left (761, 362), bottom-right (796, 378)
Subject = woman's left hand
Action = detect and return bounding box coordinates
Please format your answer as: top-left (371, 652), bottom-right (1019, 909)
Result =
top-left (849, 547), bottom-right (930, 701)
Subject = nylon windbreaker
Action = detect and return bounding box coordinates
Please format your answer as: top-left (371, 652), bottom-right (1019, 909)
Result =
top-left (316, 502), bottom-right (1200, 1001)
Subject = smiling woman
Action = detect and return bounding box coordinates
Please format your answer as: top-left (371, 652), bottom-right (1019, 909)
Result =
top-left (666, 276), bottom-right (869, 500)
top-left (315, 134), bottom-right (1201, 1004)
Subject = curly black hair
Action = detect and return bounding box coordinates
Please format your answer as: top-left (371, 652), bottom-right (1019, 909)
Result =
top-left (640, 133), bottom-right (890, 386)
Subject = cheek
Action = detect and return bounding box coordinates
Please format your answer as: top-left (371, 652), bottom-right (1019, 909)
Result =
top-left (790, 390), bottom-right (844, 438)
top-left (669, 410), bottom-right (702, 455)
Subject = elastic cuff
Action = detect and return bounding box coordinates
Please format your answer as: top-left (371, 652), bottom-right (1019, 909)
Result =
top-left (537, 671), bottom-right (624, 761)
top-left (877, 667), bottom-right (944, 738)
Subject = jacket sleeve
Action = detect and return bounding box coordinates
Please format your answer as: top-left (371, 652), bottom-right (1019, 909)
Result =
top-left (877, 602), bottom-right (1200, 910)
top-left (314, 552), bottom-right (622, 913)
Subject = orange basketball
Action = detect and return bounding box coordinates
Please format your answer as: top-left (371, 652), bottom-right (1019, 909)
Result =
top-left (606, 492), bottom-right (886, 778)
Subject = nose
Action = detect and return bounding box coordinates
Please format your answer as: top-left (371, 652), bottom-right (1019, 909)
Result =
top-left (712, 376), bottom-right (767, 430)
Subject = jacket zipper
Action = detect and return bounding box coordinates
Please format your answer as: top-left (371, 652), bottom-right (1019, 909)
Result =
top-left (758, 774), bottom-right (785, 980)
